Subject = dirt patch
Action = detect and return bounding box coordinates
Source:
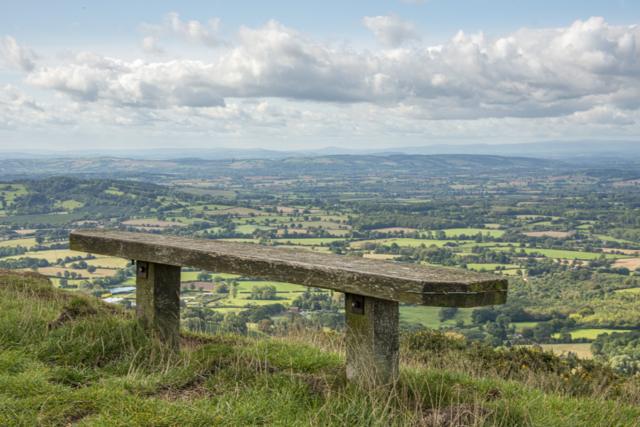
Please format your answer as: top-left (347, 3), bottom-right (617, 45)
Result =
top-left (614, 258), bottom-right (640, 271)
top-left (14, 229), bottom-right (37, 235)
top-left (158, 379), bottom-right (211, 401)
top-left (422, 404), bottom-right (490, 427)
top-left (363, 253), bottom-right (398, 260)
top-left (48, 299), bottom-right (98, 330)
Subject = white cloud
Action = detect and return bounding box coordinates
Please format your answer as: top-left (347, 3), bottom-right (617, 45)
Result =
top-left (3, 17), bottom-right (640, 146)
top-left (166, 12), bottom-right (221, 46)
top-left (141, 12), bottom-right (222, 48)
top-left (0, 36), bottom-right (37, 71)
top-left (363, 15), bottom-right (420, 47)
top-left (142, 36), bottom-right (164, 54)
top-left (26, 18), bottom-right (640, 119)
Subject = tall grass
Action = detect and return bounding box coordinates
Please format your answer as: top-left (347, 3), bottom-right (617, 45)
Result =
top-left (0, 270), bottom-right (638, 426)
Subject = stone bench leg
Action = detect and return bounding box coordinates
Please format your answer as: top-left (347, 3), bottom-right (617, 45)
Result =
top-left (135, 261), bottom-right (181, 349)
top-left (345, 293), bottom-right (399, 386)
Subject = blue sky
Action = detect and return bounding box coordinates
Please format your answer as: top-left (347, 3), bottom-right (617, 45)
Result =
top-left (4, 1), bottom-right (639, 45)
top-left (1, 1), bottom-right (640, 151)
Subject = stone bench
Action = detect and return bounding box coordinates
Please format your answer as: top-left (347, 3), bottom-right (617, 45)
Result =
top-left (70, 229), bottom-right (508, 385)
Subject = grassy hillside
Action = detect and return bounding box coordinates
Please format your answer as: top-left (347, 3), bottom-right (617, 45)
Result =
top-left (0, 271), bottom-right (639, 426)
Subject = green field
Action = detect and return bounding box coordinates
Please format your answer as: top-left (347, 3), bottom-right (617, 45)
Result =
top-left (439, 228), bottom-right (505, 238)
top-left (181, 271), bottom-right (241, 281)
top-left (560, 328), bottom-right (634, 340)
top-left (595, 234), bottom-right (638, 244)
top-left (351, 238), bottom-right (456, 249)
top-left (272, 237), bottom-right (346, 246)
top-left (55, 199), bottom-right (84, 211)
top-left (512, 321), bottom-right (540, 332)
top-left (466, 263), bottom-right (520, 272)
top-left (236, 280), bottom-right (308, 293)
top-left (0, 212), bottom-right (86, 226)
top-left (615, 287), bottom-right (640, 295)
top-left (400, 306), bottom-right (472, 328)
top-left (495, 247), bottom-right (629, 260)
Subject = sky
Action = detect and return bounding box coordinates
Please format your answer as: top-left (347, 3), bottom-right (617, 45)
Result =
top-left (1, 0), bottom-right (640, 152)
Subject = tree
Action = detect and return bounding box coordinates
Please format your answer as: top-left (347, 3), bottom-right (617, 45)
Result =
top-left (438, 307), bottom-right (458, 322)
top-left (221, 313), bottom-right (247, 335)
top-left (231, 282), bottom-right (239, 298)
top-left (250, 285), bottom-right (277, 300)
top-left (197, 272), bottom-right (212, 281)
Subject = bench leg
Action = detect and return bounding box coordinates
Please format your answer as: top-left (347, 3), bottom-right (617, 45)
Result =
top-left (345, 293), bottom-right (399, 386)
top-left (135, 261), bottom-right (181, 349)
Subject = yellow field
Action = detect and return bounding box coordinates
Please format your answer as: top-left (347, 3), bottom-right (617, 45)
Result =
top-left (85, 256), bottom-right (130, 269)
top-left (0, 238), bottom-right (37, 248)
top-left (524, 231), bottom-right (573, 238)
top-left (539, 344), bottom-right (593, 359)
top-left (34, 267), bottom-right (118, 279)
top-left (363, 253), bottom-right (398, 260)
top-left (3, 249), bottom-right (88, 262)
top-left (614, 258), bottom-right (640, 271)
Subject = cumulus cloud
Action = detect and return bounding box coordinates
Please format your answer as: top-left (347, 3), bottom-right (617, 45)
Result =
top-left (363, 15), bottom-right (420, 47)
top-left (0, 36), bottom-right (37, 71)
top-left (142, 36), bottom-right (164, 54)
top-left (141, 12), bottom-right (222, 48)
top-left (23, 17), bottom-right (640, 123)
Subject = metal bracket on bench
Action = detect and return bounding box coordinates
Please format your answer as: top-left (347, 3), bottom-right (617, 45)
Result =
top-left (349, 294), bottom-right (365, 315)
top-left (136, 261), bottom-right (149, 279)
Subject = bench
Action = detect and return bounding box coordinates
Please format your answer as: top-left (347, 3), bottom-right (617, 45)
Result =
top-left (70, 229), bottom-right (508, 385)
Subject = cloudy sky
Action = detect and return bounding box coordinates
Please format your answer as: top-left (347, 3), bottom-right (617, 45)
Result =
top-left (1, 0), bottom-right (640, 151)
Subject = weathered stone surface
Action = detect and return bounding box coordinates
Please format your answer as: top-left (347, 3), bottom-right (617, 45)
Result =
top-left (136, 261), bottom-right (180, 349)
top-left (345, 294), bottom-right (399, 385)
top-left (70, 229), bottom-right (507, 306)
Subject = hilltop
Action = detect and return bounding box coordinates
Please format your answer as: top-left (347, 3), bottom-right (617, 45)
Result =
top-left (0, 270), bottom-right (639, 426)
top-left (0, 154), bottom-right (564, 180)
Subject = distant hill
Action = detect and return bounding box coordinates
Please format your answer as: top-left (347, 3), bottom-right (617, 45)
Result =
top-left (0, 154), bottom-right (564, 179)
top-left (2, 140), bottom-right (639, 162)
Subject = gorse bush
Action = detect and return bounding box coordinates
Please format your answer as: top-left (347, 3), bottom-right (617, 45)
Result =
top-left (401, 329), bottom-right (640, 403)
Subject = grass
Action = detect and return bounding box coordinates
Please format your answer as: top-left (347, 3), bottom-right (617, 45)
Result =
top-left (1, 271), bottom-right (640, 426)
top-left (400, 306), bottom-right (472, 328)
top-left (494, 247), bottom-right (629, 260)
top-left (615, 287), bottom-right (640, 295)
top-left (513, 322), bottom-right (540, 332)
